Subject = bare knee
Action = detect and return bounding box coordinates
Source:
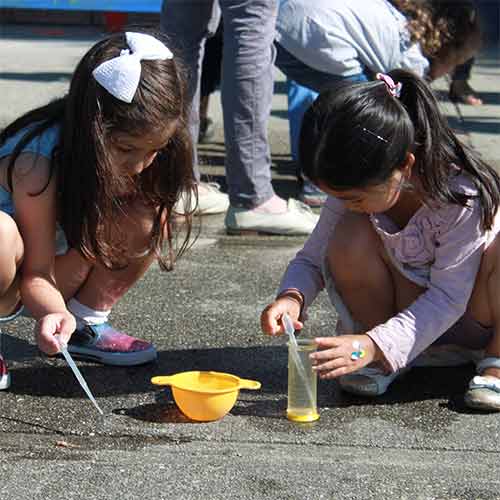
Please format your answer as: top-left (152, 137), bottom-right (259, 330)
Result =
top-left (0, 212), bottom-right (23, 261)
top-left (0, 212), bottom-right (23, 293)
top-left (468, 236), bottom-right (500, 325)
top-left (114, 202), bottom-right (156, 255)
top-left (327, 213), bottom-right (379, 284)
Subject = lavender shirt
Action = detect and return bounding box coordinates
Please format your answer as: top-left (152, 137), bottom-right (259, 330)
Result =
top-left (279, 174), bottom-right (497, 371)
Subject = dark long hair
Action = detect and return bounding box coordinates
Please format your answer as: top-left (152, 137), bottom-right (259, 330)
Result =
top-left (300, 69), bottom-right (500, 230)
top-left (0, 29), bottom-right (196, 270)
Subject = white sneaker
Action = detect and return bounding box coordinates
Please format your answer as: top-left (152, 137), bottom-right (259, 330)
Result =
top-left (464, 357), bottom-right (500, 411)
top-left (225, 198), bottom-right (319, 235)
top-left (338, 366), bottom-right (410, 397)
top-left (175, 182), bottom-right (229, 215)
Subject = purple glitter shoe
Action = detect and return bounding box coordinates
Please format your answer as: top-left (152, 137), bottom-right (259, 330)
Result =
top-left (67, 322), bottom-right (157, 366)
top-left (0, 353), bottom-right (10, 390)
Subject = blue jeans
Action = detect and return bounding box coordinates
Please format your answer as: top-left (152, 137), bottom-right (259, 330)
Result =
top-left (275, 43), bottom-right (368, 170)
top-left (287, 80), bottom-right (318, 164)
top-left (161, 0), bottom-right (278, 208)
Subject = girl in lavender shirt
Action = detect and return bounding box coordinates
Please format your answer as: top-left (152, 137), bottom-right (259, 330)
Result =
top-left (261, 69), bottom-right (500, 411)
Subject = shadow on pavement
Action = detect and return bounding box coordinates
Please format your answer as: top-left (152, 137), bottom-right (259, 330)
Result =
top-left (0, 25), bottom-right (103, 42)
top-left (114, 402), bottom-right (195, 424)
top-left (436, 89), bottom-right (500, 106)
top-left (0, 71), bottom-right (72, 82)
top-left (446, 115), bottom-right (500, 135)
top-left (336, 365), bottom-right (480, 415)
top-left (5, 345), bottom-right (288, 398)
top-left (115, 398), bottom-right (288, 424)
top-left (4, 334), bottom-right (486, 416)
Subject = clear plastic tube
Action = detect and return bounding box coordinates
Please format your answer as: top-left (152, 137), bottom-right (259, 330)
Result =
top-left (287, 338), bottom-right (319, 422)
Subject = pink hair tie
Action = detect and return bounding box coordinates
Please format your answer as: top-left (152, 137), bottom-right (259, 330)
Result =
top-left (376, 73), bottom-right (402, 98)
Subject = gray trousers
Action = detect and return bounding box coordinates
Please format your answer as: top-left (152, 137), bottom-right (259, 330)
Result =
top-left (161, 0), bottom-right (278, 208)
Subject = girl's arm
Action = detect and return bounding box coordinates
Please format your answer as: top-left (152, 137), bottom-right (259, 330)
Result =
top-left (262, 196), bottom-right (346, 336)
top-left (278, 195), bottom-right (346, 312)
top-left (12, 153), bottom-right (75, 353)
top-left (367, 200), bottom-right (486, 372)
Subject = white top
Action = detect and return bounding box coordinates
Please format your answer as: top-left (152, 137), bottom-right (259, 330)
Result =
top-left (276, 0), bottom-right (429, 78)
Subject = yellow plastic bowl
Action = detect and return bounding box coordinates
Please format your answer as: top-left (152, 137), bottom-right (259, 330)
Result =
top-left (151, 371), bottom-right (261, 422)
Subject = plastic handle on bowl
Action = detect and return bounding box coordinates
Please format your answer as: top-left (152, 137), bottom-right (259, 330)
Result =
top-left (238, 378), bottom-right (261, 390)
top-left (151, 376), bottom-right (174, 386)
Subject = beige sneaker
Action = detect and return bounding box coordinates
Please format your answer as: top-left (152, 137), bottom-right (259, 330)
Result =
top-left (175, 182), bottom-right (229, 216)
top-left (338, 366), bottom-right (410, 397)
top-left (225, 198), bottom-right (319, 235)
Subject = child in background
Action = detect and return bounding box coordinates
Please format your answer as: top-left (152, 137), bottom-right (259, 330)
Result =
top-left (0, 30), bottom-right (196, 390)
top-left (449, 58), bottom-right (483, 106)
top-left (275, 0), bottom-right (482, 206)
top-left (261, 70), bottom-right (500, 411)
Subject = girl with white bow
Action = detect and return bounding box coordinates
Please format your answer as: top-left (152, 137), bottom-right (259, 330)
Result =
top-left (0, 31), bottom-right (195, 389)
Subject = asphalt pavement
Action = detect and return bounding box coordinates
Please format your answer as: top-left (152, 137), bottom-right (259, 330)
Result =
top-left (0, 23), bottom-right (499, 500)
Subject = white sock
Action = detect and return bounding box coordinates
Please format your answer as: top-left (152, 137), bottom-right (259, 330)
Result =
top-left (67, 298), bottom-right (111, 330)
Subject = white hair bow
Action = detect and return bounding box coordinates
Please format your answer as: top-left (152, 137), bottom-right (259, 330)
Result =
top-left (92, 32), bottom-right (173, 103)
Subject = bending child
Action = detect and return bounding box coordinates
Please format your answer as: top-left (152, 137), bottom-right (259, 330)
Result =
top-left (261, 70), bottom-right (500, 411)
top-left (0, 30), bottom-right (196, 390)
top-left (275, 0), bottom-right (482, 206)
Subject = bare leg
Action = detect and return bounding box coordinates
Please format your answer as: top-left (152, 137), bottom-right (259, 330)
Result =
top-left (51, 201), bottom-right (160, 364)
top-left (467, 237), bottom-right (500, 379)
top-left (328, 213), bottom-right (425, 331)
top-left (0, 212), bottom-right (24, 317)
top-left (0, 213), bottom-right (23, 389)
top-left (0, 207), bottom-right (157, 315)
top-left (55, 201), bottom-right (159, 311)
top-left (55, 249), bottom-right (92, 302)
top-left (326, 213), bottom-right (425, 396)
top-left (72, 252), bottom-right (156, 311)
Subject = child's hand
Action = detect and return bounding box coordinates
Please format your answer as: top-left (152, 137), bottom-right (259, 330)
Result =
top-left (35, 312), bottom-right (77, 355)
top-left (261, 294), bottom-right (303, 337)
top-left (311, 334), bottom-right (383, 379)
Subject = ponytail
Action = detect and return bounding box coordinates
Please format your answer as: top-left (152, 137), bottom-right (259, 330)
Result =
top-left (390, 69), bottom-right (500, 229)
